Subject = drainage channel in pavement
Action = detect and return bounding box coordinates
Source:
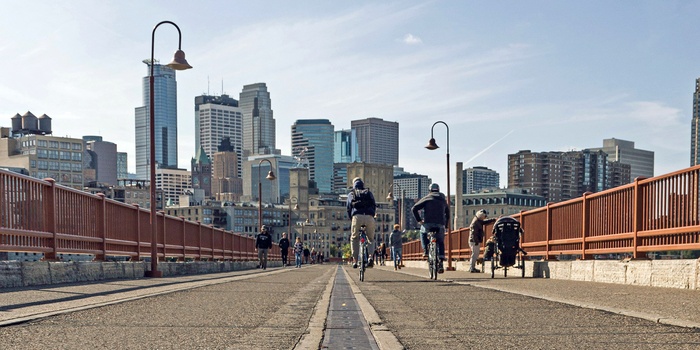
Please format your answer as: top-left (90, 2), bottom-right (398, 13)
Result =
top-left (321, 266), bottom-right (379, 350)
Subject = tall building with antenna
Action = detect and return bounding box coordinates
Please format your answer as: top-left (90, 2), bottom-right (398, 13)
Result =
top-left (134, 60), bottom-right (180, 180)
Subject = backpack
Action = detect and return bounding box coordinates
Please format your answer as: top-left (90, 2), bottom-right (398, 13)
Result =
top-left (351, 188), bottom-right (373, 209)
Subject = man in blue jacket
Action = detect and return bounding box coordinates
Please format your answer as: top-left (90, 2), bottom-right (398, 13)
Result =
top-left (346, 177), bottom-right (376, 269)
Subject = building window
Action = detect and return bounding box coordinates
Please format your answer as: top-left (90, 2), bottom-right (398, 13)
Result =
top-left (72, 152), bottom-right (82, 161)
top-left (72, 143), bottom-right (82, 151)
top-left (49, 141), bottom-right (59, 148)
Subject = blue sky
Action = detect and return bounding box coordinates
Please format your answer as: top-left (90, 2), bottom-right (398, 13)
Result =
top-left (1, 1), bottom-right (697, 190)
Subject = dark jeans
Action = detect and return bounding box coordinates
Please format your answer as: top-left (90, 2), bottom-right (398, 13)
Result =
top-left (281, 251), bottom-right (289, 265)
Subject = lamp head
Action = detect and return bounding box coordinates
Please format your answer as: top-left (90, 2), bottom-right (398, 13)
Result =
top-left (293, 203), bottom-right (300, 211)
top-left (266, 171), bottom-right (276, 180)
top-left (425, 138), bottom-right (439, 150)
top-left (386, 192), bottom-right (394, 201)
top-left (166, 50), bottom-right (192, 70)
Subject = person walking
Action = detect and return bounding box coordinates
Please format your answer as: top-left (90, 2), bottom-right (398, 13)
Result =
top-left (293, 237), bottom-right (304, 268)
top-left (412, 183), bottom-right (449, 274)
top-left (303, 246), bottom-right (310, 264)
top-left (379, 243), bottom-right (387, 266)
top-left (469, 209), bottom-right (496, 273)
top-left (279, 232), bottom-right (290, 267)
top-left (347, 177), bottom-right (377, 269)
top-left (389, 224), bottom-right (404, 270)
top-left (255, 225), bottom-right (273, 270)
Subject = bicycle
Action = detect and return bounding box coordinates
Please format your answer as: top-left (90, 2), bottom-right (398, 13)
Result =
top-left (427, 227), bottom-right (440, 280)
top-left (358, 224), bottom-right (369, 282)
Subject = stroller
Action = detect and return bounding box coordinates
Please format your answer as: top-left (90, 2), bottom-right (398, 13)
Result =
top-left (486, 216), bottom-right (527, 278)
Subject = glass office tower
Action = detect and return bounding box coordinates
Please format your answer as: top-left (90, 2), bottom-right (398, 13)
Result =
top-left (292, 119), bottom-right (334, 193)
top-left (135, 61), bottom-right (179, 180)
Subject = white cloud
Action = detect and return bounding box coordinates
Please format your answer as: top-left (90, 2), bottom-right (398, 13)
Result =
top-left (403, 33), bottom-right (423, 45)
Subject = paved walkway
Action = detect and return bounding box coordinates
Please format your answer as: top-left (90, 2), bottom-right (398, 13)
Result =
top-left (0, 263), bottom-right (699, 349)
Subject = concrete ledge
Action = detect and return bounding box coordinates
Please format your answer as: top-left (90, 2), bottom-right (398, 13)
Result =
top-left (404, 258), bottom-right (700, 290)
top-left (0, 260), bottom-right (277, 289)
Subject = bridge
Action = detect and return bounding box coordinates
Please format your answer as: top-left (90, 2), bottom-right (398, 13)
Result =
top-left (2, 166), bottom-right (700, 347)
top-left (1, 263), bottom-right (699, 348)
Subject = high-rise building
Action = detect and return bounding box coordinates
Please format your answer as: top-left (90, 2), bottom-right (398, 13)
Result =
top-left (212, 138), bottom-right (242, 202)
top-left (240, 83), bottom-right (278, 156)
top-left (292, 119), bottom-right (334, 193)
top-left (351, 117), bottom-right (399, 166)
top-left (393, 172), bottom-right (432, 200)
top-left (135, 61), bottom-right (180, 180)
top-left (117, 152), bottom-right (128, 180)
top-left (507, 149), bottom-right (631, 203)
top-left (194, 94), bottom-right (243, 178)
top-left (334, 129), bottom-right (359, 163)
top-left (347, 162), bottom-right (394, 204)
top-left (83, 136), bottom-right (118, 186)
top-left (589, 138), bottom-right (654, 181)
top-left (692, 78), bottom-right (700, 166)
top-left (462, 166), bottom-right (499, 194)
top-left (242, 154), bottom-right (298, 204)
top-left (156, 168), bottom-right (191, 207)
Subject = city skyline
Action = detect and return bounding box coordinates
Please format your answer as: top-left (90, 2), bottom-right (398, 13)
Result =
top-left (1, 2), bottom-right (698, 191)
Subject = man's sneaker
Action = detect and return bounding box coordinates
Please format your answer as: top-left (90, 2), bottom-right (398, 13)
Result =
top-left (438, 267), bottom-right (444, 274)
top-left (470, 268), bottom-right (480, 273)
top-left (352, 263), bottom-right (358, 269)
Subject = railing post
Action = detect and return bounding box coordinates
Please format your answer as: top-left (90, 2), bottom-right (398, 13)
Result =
top-left (180, 217), bottom-right (186, 261)
top-left (632, 177), bottom-right (644, 259)
top-left (545, 203), bottom-right (552, 261)
top-left (198, 221), bottom-right (203, 261)
top-left (43, 178), bottom-right (57, 261)
top-left (581, 192), bottom-right (592, 260)
top-left (95, 193), bottom-right (107, 261)
top-left (135, 205), bottom-right (141, 261)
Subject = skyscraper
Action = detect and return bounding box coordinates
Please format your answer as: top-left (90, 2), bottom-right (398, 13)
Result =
top-left (135, 61), bottom-right (180, 180)
top-left (292, 119), bottom-right (334, 193)
top-left (194, 94), bottom-right (243, 178)
top-left (589, 138), bottom-right (654, 181)
top-left (462, 166), bottom-right (499, 194)
top-left (84, 136), bottom-right (118, 186)
top-left (334, 129), bottom-right (359, 163)
top-left (692, 78), bottom-right (700, 166)
top-left (240, 83), bottom-right (278, 156)
top-left (351, 117), bottom-right (399, 166)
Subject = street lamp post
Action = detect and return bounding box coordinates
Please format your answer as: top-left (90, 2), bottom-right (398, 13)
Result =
top-left (387, 183), bottom-right (404, 230)
top-left (426, 121), bottom-right (454, 271)
top-left (258, 159), bottom-right (276, 233)
top-left (146, 21), bottom-right (192, 278)
top-left (288, 196), bottom-right (299, 240)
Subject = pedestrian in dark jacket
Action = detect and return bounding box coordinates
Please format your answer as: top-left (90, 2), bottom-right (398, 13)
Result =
top-left (279, 232), bottom-right (290, 267)
top-left (468, 209), bottom-right (496, 273)
top-left (303, 247), bottom-right (310, 264)
top-left (255, 225), bottom-right (273, 270)
top-left (412, 183), bottom-right (449, 273)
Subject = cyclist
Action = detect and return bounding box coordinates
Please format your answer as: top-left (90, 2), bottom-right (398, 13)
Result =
top-left (411, 183), bottom-right (449, 273)
top-left (347, 177), bottom-right (376, 269)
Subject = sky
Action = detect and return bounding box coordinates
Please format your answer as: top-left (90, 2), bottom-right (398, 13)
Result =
top-left (1, 1), bottom-right (698, 192)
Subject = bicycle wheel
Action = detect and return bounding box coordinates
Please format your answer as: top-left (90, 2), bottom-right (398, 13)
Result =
top-left (359, 245), bottom-right (365, 281)
top-left (490, 257), bottom-right (495, 279)
top-left (520, 253), bottom-right (525, 278)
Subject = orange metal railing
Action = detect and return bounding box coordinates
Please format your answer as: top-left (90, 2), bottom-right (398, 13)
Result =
top-left (0, 169), bottom-right (280, 262)
top-left (404, 165), bottom-right (700, 261)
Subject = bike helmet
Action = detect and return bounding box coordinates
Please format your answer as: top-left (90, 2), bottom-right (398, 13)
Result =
top-left (429, 183), bottom-right (440, 192)
top-left (476, 209), bottom-right (488, 220)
